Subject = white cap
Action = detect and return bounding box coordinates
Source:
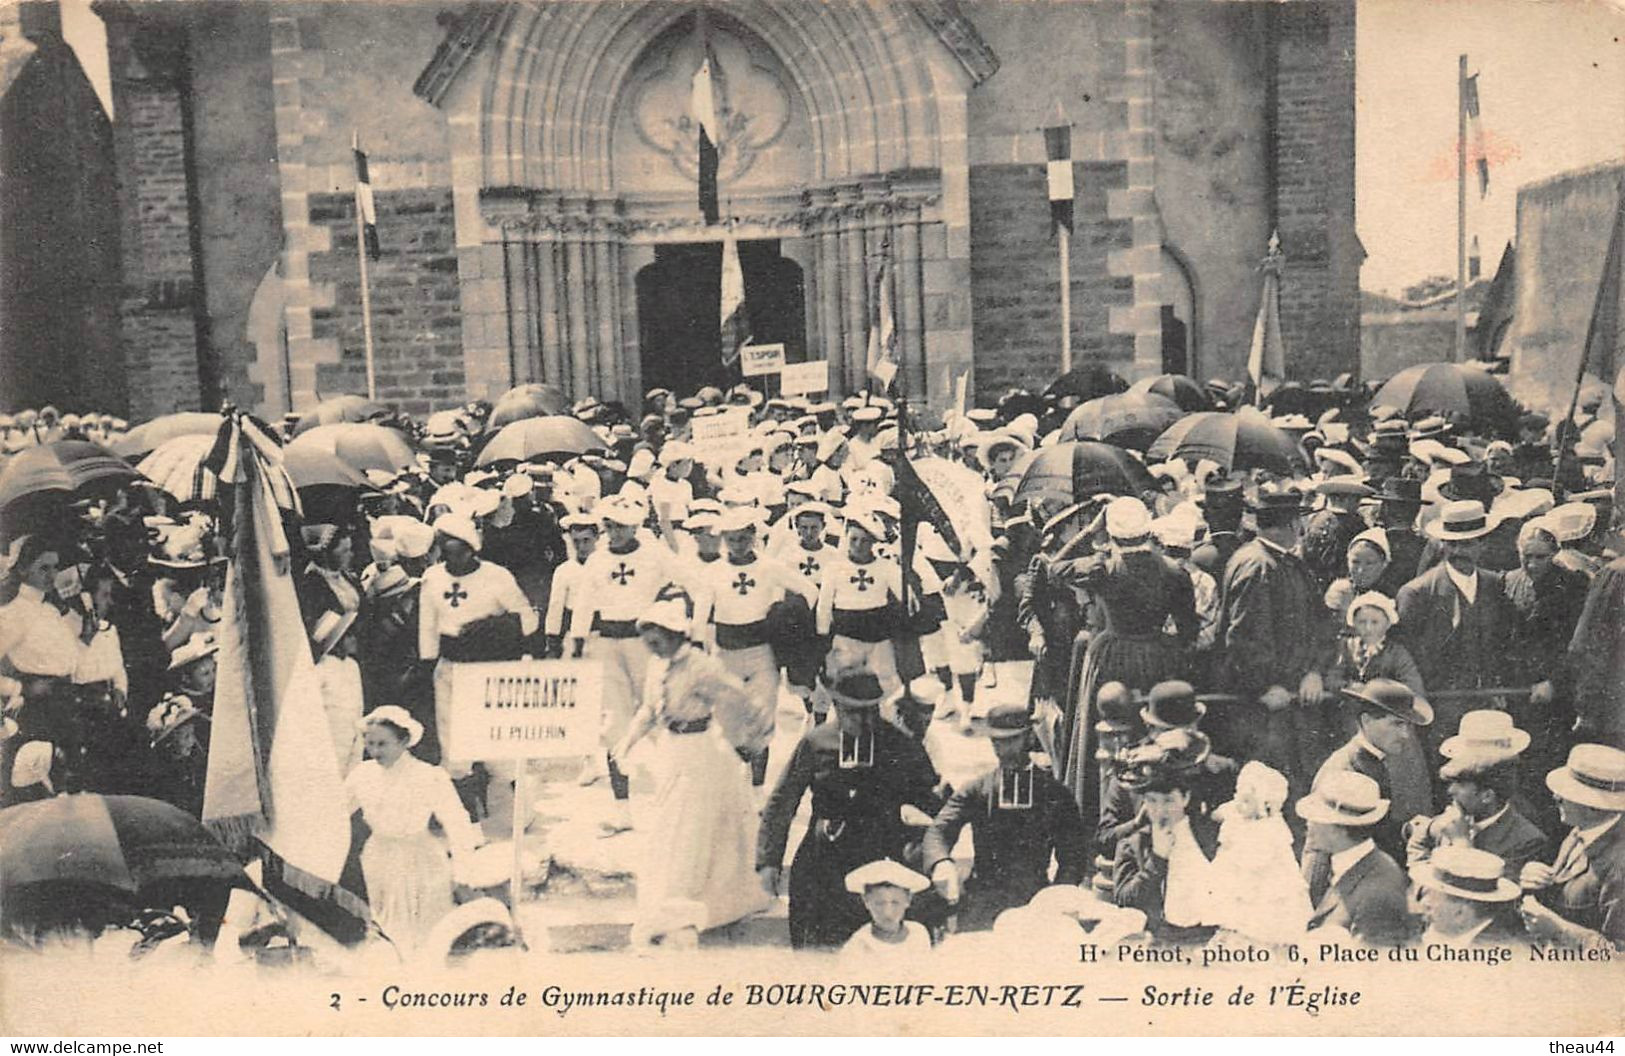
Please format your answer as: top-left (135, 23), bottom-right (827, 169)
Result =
top-left (1104, 496), bottom-right (1153, 542)
top-left (433, 513), bottom-right (483, 552)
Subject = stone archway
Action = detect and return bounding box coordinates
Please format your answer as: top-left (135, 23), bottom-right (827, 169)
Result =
top-left (418, 0), bottom-right (996, 409)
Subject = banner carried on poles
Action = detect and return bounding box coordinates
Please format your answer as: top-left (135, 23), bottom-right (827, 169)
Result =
top-left (202, 413), bottom-right (365, 941)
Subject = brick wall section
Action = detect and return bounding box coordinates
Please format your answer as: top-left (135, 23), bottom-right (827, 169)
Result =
top-left (305, 187), bottom-right (463, 415)
top-left (968, 162), bottom-right (1134, 395)
top-left (1273, 1), bottom-right (1359, 382)
top-left (103, 17), bottom-right (203, 419)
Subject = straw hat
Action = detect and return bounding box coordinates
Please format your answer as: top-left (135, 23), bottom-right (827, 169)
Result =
top-left (1545, 744), bottom-right (1625, 812)
top-left (1294, 771), bottom-right (1389, 827)
top-left (1409, 845), bottom-right (1519, 903)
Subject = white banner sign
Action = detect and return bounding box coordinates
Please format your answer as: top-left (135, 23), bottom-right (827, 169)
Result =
top-left (739, 342), bottom-right (786, 377)
top-left (446, 659), bottom-right (603, 761)
top-left (689, 407), bottom-right (751, 442)
top-left (780, 360), bottom-right (831, 396)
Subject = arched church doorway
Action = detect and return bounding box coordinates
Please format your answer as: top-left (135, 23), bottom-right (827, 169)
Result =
top-left (635, 239), bottom-right (805, 394)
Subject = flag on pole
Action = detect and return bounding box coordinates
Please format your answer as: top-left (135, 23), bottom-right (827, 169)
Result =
top-left (692, 55), bottom-right (721, 225)
top-left (1044, 125), bottom-right (1074, 235)
top-left (352, 132), bottom-right (380, 260)
top-left (866, 258), bottom-right (899, 390)
top-left (1464, 72), bottom-right (1489, 197)
top-left (202, 413), bottom-right (365, 941)
top-left (1247, 231), bottom-right (1287, 402)
top-left (719, 234), bottom-right (748, 369)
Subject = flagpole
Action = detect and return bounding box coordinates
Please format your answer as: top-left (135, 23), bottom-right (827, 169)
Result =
top-left (1059, 225), bottom-right (1073, 374)
top-left (1456, 54), bottom-right (1468, 363)
top-left (355, 130), bottom-right (379, 400)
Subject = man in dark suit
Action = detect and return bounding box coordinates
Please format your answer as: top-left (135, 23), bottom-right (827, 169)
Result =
top-left (1412, 846), bottom-right (1529, 947)
top-left (1371, 477), bottom-right (1426, 597)
top-left (1519, 744), bottom-right (1625, 950)
top-left (1298, 771), bottom-right (1417, 945)
top-left (1190, 478), bottom-right (1246, 589)
top-left (1405, 713), bottom-right (1550, 878)
top-left (1396, 499), bottom-right (1515, 755)
top-left (1305, 680), bottom-right (1435, 903)
top-left (923, 704), bottom-right (1089, 931)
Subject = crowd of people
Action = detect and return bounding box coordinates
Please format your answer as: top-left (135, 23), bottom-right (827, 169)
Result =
top-left (0, 373), bottom-right (1622, 965)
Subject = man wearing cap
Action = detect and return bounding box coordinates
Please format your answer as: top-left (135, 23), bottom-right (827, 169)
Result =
top-left (1412, 846), bottom-right (1529, 948)
top-left (1217, 485), bottom-right (1330, 790)
top-left (1303, 479), bottom-right (1375, 588)
top-left (1405, 713), bottom-right (1548, 878)
top-left (1518, 744), bottom-right (1625, 948)
top-left (922, 703), bottom-right (1089, 931)
top-left (816, 512), bottom-right (905, 694)
top-left (695, 508), bottom-right (816, 786)
top-left (542, 513), bottom-right (600, 659)
top-left (1396, 499), bottom-right (1515, 753)
top-left (757, 671), bottom-right (942, 948)
top-left (419, 514), bottom-right (539, 791)
top-left (1298, 771), bottom-right (1417, 945)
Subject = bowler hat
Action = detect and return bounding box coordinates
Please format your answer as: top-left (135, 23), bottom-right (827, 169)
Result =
top-left (975, 703), bottom-right (1035, 740)
top-left (829, 672), bottom-right (885, 709)
top-left (1247, 485), bottom-right (1310, 517)
top-left (1340, 678), bottom-right (1433, 726)
top-left (1140, 680), bottom-right (1205, 730)
top-left (1093, 681), bottom-right (1141, 733)
top-left (1375, 476), bottom-right (1423, 505)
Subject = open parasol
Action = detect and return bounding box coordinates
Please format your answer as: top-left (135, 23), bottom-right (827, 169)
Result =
top-left (287, 422), bottom-right (416, 476)
top-left (1127, 373), bottom-right (1212, 412)
top-left (1042, 364), bottom-right (1129, 402)
top-left (1371, 362), bottom-right (1518, 433)
top-left (1013, 441), bottom-right (1156, 505)
top-left (290, 395), bottom-right (389, 437)
top-left (488, 384), bottom-right (568, 428)
top-left (0, 439), bottom-right (142, 511)
top-left (1059, 392), bottom-right (1186, 450)
top-left (1146, 407), bottom-right (1305, 474)
top-left (476, 415), bottom-right (606, 465)
top-left (108, 413), bottom-right (224, 460)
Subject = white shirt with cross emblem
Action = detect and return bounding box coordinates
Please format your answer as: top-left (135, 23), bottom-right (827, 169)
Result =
top-left (418, 559), bottom-right (537, 660)
top-left (569, 542), bottom-right (675, 635)
top-left (815, 555), bottom-right (903, 635)
top-left (694, 554), bottom-right (815, 634)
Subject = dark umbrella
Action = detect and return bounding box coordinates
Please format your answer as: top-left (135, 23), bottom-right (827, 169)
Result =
top-left (1042, 364), bottom-right (1129, 402)
top-left (1371, 362), bottom-right (1518, 433)
top-left (1127, 373), bottom-right (1212, 412)
top-left (1146, 408), bottom-right (1305, 474)
top-left (476, 415), bottom-right (606, 465)
top-left (287, 423), bottom-right (416, 476)
top-left (0, 440), bottom-right (141, 511)
top-left (0, 794), bottom-right (252, 934)
top-left (488, 385), bottom-right (568, 428)
top-left (291, 396), bottom-right (389, 437)
top-left (108, 413), bottom-right (223, 460)
top-left (1060, 392), bottom-right (1186, 449)
top-left (1014, 441), bottom-right (1156, 505)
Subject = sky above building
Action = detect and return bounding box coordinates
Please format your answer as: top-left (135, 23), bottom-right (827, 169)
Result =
top-left (57, 0), bottom-right (1624, 297)
top-left (1357, 0), bottom-right (1625, 294)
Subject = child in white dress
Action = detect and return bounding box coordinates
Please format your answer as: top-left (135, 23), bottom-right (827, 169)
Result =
top-left (1208, 762), bottom-right (1313, 944)
top-left (839, 860), bottom-right (934, 960)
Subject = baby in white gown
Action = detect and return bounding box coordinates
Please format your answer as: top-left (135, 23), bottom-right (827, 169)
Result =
top-left (1208, 762), bottom-right (1313, 944)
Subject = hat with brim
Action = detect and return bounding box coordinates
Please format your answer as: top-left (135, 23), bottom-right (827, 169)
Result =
top-left (358, 705), bottom-right (423, 748)
top-left (1339, 678), bottom-right (1432, 726)
top-left (1545, 744), bottom-right (1625, 812)
top-left (973, 703), bottom-right (1035, 739)
top-left (599, 501), bottom-right (644, 527)
top-left (1140, 680), bottom-right (1205, 729)
top-left (828, 671), bottom-right (884, 709)
top-left (1410, 846), bottom-right (1520, 902)
top-left (432, 512), bottom-right (483, 552)
top-left (636, 599), bottom-right (692, 636)
top-left (1294, 771), bottom-right (1389, 827)
top-left (1425, 500), bottom-right (1499, 542)
top-left (843, 859), bottom-right (929, 896)
top-left (168, 632), bottom-right (218, 670)
top-left (424, 897), bottom-right (516, 959)
top-left (716, 506), bottom-right (762, 535)
top-left (1316, 478), bottom-right (1374, 499)
top-left (1440, 710), bottom-right (1531, 759)
top-left (1247, 486), bottom-right (1311, 516)
top-left (369, 565), bottom-right (414, 600)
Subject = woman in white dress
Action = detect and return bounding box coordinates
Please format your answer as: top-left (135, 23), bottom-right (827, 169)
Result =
top-left (346, 706), bottom-right (479, 951)
top-left (611, 599), bottom-right (770, 945)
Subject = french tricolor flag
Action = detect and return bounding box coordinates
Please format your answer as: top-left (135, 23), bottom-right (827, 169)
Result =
top-left (353, 132), bottom-right (380, 260)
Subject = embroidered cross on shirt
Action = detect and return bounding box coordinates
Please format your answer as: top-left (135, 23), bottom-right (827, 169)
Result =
top-left (732, 572), bottom-right (756, 596)
top-left (444, 582), bottom-right (468, 608)
top-left (850, 568), bottom-right (875, 592)
top-left (610, 562), bottom-right (636, 586)
top-left (799, 556), bottom-right (820, 577)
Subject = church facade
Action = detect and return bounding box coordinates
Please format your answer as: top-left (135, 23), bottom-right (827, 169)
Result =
top-left (96, 0), bottom-right (1359, 420)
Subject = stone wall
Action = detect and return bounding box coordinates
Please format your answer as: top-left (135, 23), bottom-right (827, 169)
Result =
top-left (305, 187), bottom-right (463, 415)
